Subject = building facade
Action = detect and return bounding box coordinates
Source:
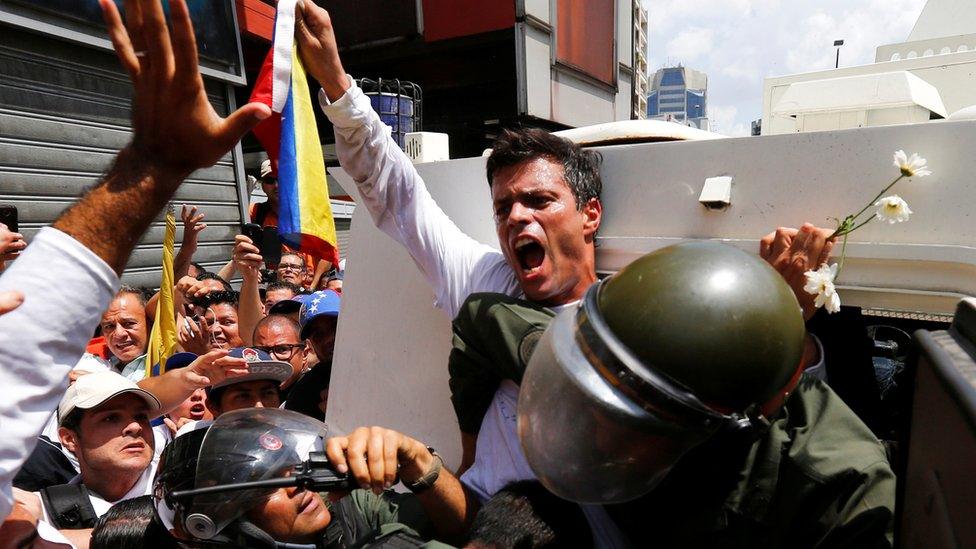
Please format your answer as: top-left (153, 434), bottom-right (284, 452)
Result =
top-left (761, 0), bottom-right (976, 135)
top-left (646, 66), bottom-right (709, 130)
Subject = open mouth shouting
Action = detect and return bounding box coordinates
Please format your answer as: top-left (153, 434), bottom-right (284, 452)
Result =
top-left (188, 402), bottom-right (207, 420)
top-left (513, 233), bottom-right (547, 278)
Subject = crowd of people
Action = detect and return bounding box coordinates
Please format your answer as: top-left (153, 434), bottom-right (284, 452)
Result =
top-left (0, 1), bottom-right (900, 548)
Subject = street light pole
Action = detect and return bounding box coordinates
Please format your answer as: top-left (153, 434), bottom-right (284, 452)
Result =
top-left (834, 39), bottom-right (845, 68)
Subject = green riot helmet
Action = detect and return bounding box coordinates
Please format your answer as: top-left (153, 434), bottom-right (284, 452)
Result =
top-left (517, 241), bottom-right (806, 504)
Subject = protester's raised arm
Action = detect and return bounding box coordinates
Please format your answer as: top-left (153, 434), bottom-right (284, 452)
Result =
top-left (137, 349), bottom-right (248, 415)
top-left (53, 0), bottom-right (269, 276)
top-left (233, 235), bottom-right (265, 346)
top-left (175, 204), bottom-right (207, 279)
top-left (295, 1), bottom-right (351, 101)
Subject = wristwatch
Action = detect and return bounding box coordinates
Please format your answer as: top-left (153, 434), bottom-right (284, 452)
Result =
top-left (404, 446), bottom-right (442, 494)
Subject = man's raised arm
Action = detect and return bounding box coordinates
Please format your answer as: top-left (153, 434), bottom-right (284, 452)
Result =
top-left (55, 0), bottom-right (269, 275)
top-left (295, 2), bottom-right (516, 318)
top-left (0, 0), bottom-right (269, 522)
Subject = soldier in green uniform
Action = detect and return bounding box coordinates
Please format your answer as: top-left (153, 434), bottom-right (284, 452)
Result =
top-left (450, 241), bottom-right (895, 548)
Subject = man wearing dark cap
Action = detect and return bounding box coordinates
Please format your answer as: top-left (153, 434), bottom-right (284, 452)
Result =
top-left (206, 347), bottom-right (292, 418)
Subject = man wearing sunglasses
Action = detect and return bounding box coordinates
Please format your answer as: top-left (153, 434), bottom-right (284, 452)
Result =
top-left (252, 315), bottom-right (307, 396)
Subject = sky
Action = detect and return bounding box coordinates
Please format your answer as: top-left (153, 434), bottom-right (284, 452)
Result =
top-left (645, 0), bottom-right (928, 135)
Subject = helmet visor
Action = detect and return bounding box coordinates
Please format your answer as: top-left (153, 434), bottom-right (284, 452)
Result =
top-left (189, 408), bottom-right (328, 539)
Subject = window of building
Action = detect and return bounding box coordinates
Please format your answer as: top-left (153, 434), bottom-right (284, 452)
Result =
top-left (660, 105), bottom-right (685, 113)
top-left (660, 70), bottom-right (685, 86)
top-left (556, 0), bottom-right (616, 86)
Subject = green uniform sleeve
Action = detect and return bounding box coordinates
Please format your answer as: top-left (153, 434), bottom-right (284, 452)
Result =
top-left (344, 489), bottom-right (433, 538)
top-left (815, 459), bottom-right (895, 548)
top-left (448, 293), bottom-right (555, 434)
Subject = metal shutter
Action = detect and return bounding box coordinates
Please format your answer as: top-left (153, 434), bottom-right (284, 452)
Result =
top-left (335, 217), bottom-right (352, 261)
top-left (0, 25), bottom-right (246, 289)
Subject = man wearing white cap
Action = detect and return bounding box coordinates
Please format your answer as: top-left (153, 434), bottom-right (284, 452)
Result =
top-left (19, 371), bottom-right (161, 544)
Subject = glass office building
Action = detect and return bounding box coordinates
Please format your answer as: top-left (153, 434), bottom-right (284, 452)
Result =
top-left (646, 66), bottom-right (710, 130)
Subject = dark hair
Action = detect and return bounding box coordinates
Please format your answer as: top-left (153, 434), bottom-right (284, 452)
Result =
top-left (115, 285), bottom-right (148, 307)
top-left (91, 495), bottom-right (177, 549)
top-left (279, 252), bottom-right (307, 271)
top-left (189, 261), bottom-right (208, 275)
top-left (59, 407), bottom-right (85, 434)
top-left (468, 481), bottom-right (591, 549)
top-left (196, 272), bottom-right (233, 291)
top-left (194, 290), bottom-right (239, 309)
top-left (207, 381), bottom-right (282, 415)
top-left (266, 280), bottom-right (301, 295)
top-left (485, 128), bottom-right (603, 210)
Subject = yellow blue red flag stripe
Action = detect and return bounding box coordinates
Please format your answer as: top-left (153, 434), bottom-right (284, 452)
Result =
top-left (249, 0), bottom-right (340, 266)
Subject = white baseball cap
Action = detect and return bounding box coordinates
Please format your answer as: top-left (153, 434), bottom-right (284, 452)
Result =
top-left (58, 371), bottom-right (161, 426)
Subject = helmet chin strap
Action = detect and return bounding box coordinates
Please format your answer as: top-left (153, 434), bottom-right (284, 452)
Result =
top-left (708, 357), bottom-right (807, 437)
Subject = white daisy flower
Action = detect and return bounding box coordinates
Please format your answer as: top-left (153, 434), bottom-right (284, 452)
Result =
top-left (893, 150), bottom-right (931, 178)
top-left (803, 263), bottom-right (841, 314)
top-left (874, 195), bottom-right (912, 224)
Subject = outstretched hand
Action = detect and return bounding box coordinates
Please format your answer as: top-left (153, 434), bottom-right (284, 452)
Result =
top-left (760, 223), bottom-right (835, 320)
top-left (99, 0), bottom-right (270, 180)
top-left (183, 348), bottom-right (249, 387)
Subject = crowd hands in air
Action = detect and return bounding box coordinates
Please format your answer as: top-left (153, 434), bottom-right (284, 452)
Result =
top-left (0, 1), bottom-right (903, 548)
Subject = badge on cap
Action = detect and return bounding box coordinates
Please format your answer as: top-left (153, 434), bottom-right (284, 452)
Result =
top-left (242, 348), bottom-right (260, 362)
top-left (259, 433), bottom-right (283, 451)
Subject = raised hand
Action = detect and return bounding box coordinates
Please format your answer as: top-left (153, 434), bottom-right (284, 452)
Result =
top-left (178, 314), bottom-right (211, 355)
top-left (180, 204), bottom-right (207, 247)
top-left (233, 234), bottom-right (264, 281)
top-left (99, 0), bottom-right (270, 181)
top-left (0, 223), bottom-right (26, 262)
top-left (176, 275), bottom-right (214, 301)
top-left (294, 0), bottom-right (350, 101)
top-left (759, 223), bottom-right (835, 321)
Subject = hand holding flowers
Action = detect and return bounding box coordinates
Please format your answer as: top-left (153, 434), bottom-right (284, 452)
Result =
top-left (803, 150), bottom-right (931, 313)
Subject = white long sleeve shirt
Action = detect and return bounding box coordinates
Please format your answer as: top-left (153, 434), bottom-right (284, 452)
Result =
top-left (320, 83), bottom-right (634, 547)
top-left (319, 83), bottom-right (520, 319)
top-left (0, 228), bottom-right (119, 521)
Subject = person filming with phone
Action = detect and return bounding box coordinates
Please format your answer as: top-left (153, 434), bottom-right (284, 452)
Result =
top-left (0, 205), bottom-right (26, 272)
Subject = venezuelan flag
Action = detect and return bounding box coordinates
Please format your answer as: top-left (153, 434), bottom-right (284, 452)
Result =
top-left (250, 0), bottom-right (340, 266)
